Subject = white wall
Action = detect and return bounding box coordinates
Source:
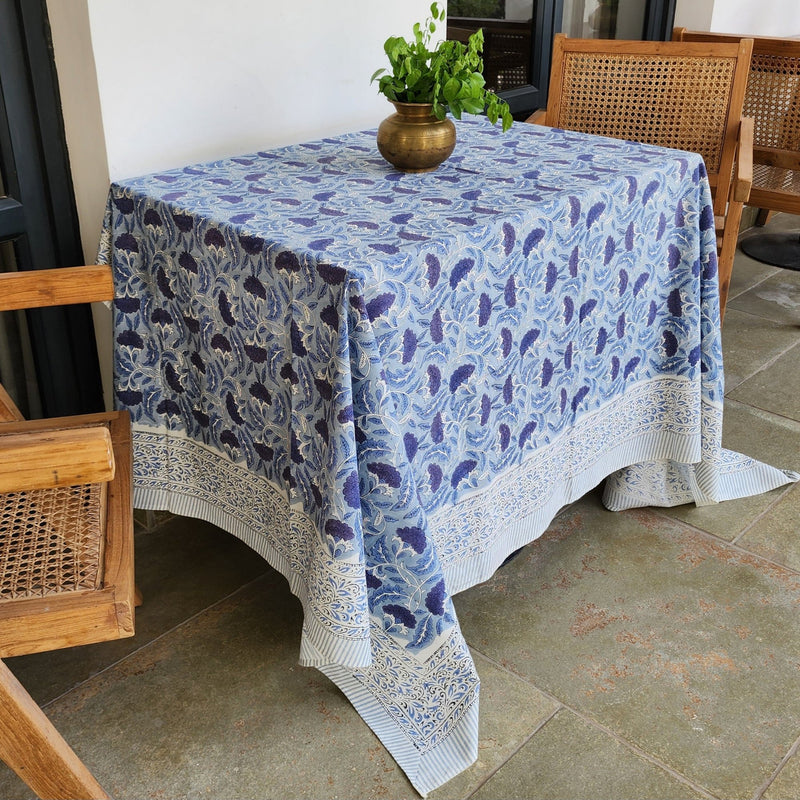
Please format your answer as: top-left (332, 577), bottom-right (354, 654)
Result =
top-left (675, 0), bottom-right (800, 36)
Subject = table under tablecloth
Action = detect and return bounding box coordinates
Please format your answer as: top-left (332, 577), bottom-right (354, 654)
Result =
top-left (100, 117), bottom-right (797, 795)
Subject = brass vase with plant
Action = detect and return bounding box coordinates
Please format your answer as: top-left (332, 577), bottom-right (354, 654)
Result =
top-left (371, 2), bottom-right (513, 172)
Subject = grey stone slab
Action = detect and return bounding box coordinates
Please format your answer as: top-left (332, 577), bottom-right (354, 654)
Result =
top-left (738, 483), bottom-right (800, 572)
top-left (456, 491), bottom-right (800, 800)
top-left (726, 268), bottom-right (800, 326)
top-left (472, 709), bottom-right (707, 800)
top-left (764, 745), bottom-right (800, 800)
top-left (728, 342), bottom-right (800, 422)
top-left (4, 516), bottom-right (270, 705)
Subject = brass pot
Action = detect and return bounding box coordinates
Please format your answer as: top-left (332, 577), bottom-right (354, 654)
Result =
top-left (377, 102), bottom-right (456, 173)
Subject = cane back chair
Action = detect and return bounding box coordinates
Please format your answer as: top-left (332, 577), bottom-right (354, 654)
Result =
top-left (0, 264), bottom-right (135, 799)
top-left (674, 28), bottom-right (800, 269)
top-left (527, 34), bottom-right (755, 322)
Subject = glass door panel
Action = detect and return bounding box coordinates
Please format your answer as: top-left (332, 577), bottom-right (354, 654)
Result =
top-left (561, 0), bottom-right (648, 40)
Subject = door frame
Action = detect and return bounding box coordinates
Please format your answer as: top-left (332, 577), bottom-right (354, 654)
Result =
top-left (0, 0), bottom-right (104, 416)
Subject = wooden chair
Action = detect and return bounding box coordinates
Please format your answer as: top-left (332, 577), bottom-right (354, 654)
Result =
top-left (0, 265), bottom-right (135, 799)
top-left (674, 28), bottom-right (800, 270)
top-left (527, 34), bottom-right (755, 322)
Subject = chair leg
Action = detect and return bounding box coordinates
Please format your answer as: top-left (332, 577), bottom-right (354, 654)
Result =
top-left (0, 659), bottom-right (109, 800)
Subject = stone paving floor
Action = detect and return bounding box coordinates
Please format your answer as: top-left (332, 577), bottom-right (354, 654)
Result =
top-left (1, 215), bottom-right (798, 800)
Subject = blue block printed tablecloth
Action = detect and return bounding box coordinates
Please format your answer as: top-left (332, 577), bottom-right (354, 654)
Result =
top-left (100, 117), bottom-right (797, 795)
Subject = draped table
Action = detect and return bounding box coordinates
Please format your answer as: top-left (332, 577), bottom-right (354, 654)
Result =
top-left (100, 117), bottom-right (797, 795)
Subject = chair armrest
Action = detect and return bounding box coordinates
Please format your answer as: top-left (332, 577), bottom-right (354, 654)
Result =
top-left (525, 109), bottom-right (547, 125)
top-left (0, 265), bottom-right (114, 312)
top-left (0, 426), bottom-right (115, 493)
top-left (733, 117), bottom-right (754, 203)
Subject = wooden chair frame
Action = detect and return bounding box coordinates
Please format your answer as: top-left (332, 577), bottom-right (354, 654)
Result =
top-left (0, 265), bottom-right (134, 800)
top-left (528, 34), bottom-right (755, 322)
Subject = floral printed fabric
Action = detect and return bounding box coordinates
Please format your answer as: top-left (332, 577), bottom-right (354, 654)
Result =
top-left (102, 117), bottom-right (796, 795)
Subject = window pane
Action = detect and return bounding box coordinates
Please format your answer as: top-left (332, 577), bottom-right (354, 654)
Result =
top-left (447, 1), bottom-right (534, 93)
top-left (561, 0), bottom-right (647, 40)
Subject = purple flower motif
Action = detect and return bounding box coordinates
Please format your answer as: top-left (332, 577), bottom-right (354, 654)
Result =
top-left (480, 394), bottom-right (491, 426)
top-left (604, 236), bottom-right (616, 265)
top-left (428, 464), bottom-right (443, 493)
top-left (313, 377), bottom-right (332, 401)
top-left (144, 209), bottom-right (162, 227)
top-left (426, 253), bottom-right (441, 288)
top-left (171, 212), bottom-right (193, 232)
top-left (642, 180), bottom-right (659, 205)
top-left (275, 251), bottom-right (301, 272)
top-left (157, 399), bottom-right (182, 416)
top-left (116, 389), bottom-right (142, 406)
top-left (579, 299), bottom-right (597, 323)
top-left (337, 404), bottom-right (354, 424)
top-left (311, 483), bottom-right (323, 508)
top-left (624, 357), bottom-right (640, 379)
top-left (204, 228), bottom-right (225, 248)
top-left (545, 262), bottom-right (558, 293)
top-left (647, 301), bottom-right (657, 326)
top-left (343, 470), bottom-right (360, 508)
top-left (632, 273), bottom-right (648, 297)
top-left (239, 234), bottom-right (264, 256)
top-left (520, 328), bottom-right (540, 357)
top-left (383, 604), bottom-right (416, 628)
top-left (325, 518), bottom-right (355, 541)
top-left (218, 291), bottom-right (235, 326)
top-left (502, 222), bottom-right (516, 255)
top-left (220, 429), bottom-right (239, 449)
top-left (451, 459), bottom-right (477, 489)
top-left (366, 571), bottom-right (382, 590)
top-left (113, 196), bottom-right (134, 214)
top-left (668, 244), bottom-right (681, 271)
top-left (114, 297), bottom-right (140, 313)
top-left (164, 362), bottom-right (184, 394)
top-left (244, 344), bottom-right (268, 363)
top-left (523, 228), bottom-right (545, 257)
top-left (663, 330), bottom-right (679, 357)
top-left (243, 275), bottom-right (266, 299)
top-left (675, 202), bottom-right (685, 228)
top-left (403, 432), bottom-right (419, 462)
top-left (115, 233), bottom-right (138, 253)
top-left (398, 526), bottom-right (426, 553)
top-left (314, 419), bottom-right (329, 445)
top-left (156, 267), bottom-right (175, 299)
top-left (279, 362), bottom-right (298, 384)
top-left (192, 409), bottom-right (210, 428)
top-left (368, 462), bottom-right (402, 488)
top-left (430, 309), bottom-right (444, 343)
top-left (611, 356), bottom-right (620, 380)
top-left (182, 315), bottom-right (200, 334)
top-left (117, 330), bottom-right (143, 348)
top-left (249, 382), bottom-right (271, 404)
top-left (478, 293), bottom-right (492, 326)
top-left (190, 352), bottom-right (206, 373)
top-left (586, 201), bottom-right (605, 228)
top-left (226, 392), bottom-right (244, 425)
top-left (402, 329), bottom-right (417, 364)
top-left (290, 429), bottom-right (304, 464)
top-left (504, 275), bottom-right (516, 307)
top-left (290, 319), bottom-right (307, 356)
top-left (568, 196), bottom-right (581, 227)
top-left (563, 296), bottom-right (574, 325)
top-left (689, 345), bottom-right (701, 366)
top-left (431, 412), bottom-right (444, 443)
top-left (151, 308), bottom-right (173, 325)
top-left (596, 327), bottom-right (608, 355)
top-left (667, 288), bottom-right (683, 317)
top-left (616, 312), bottom-right (626, 339)
top-left (625, 222), bottom-right (635, 251)
top-left (626, 176), bottom-right (638, 204)
top-left (565, 341), bottom-right (573, 370)
top-left (503, 374), bottom-right (513, 405)
top-left (449, 257), bottom-right (474, 289)
top-left (366, 292), bottom-right (395, 321)
top-left (427, 364), bottom-right (441, 395)
top-left (569, 247), bottom-right (579, 277)
top-left (560, 388), bottom-right (568, 414)
top-left (541, 358), bottom-right (554, 387)
top-left (320, 305), bottom-right (339, 330)
top-left (618, 269), bottom-right (628, 296)
top-left (518, 420), bottom-right (537, 448)
top-left (425, 579), bottom-right (446, 615)
top-left (657, 213), bottom-right (667, 240)
top-left (317, 262), bottom-right (347, 284)
top-left (449, 364), bottom-right (474, 393)
top-left (499, 424), bottom-right (511, 451)
top-left (571, 385), bottom-right (589, 412)
top-left (501, 328), bottom-right (512, 358)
